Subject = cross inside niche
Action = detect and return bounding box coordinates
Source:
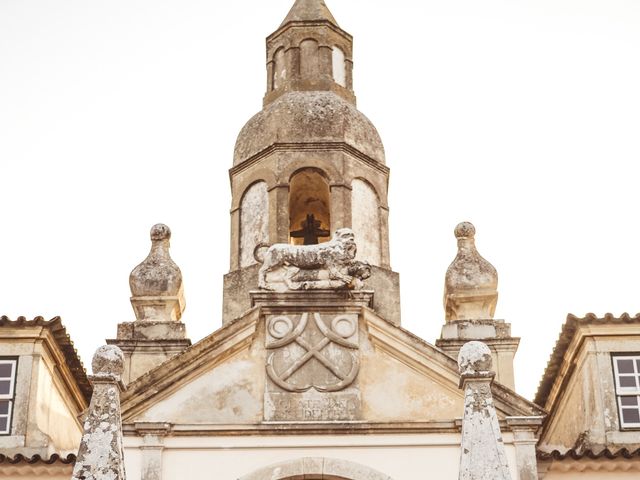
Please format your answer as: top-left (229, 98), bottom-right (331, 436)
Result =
top-left (290, 214), bottom-right (330, 245)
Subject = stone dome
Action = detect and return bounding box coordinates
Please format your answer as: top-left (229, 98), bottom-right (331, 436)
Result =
top-left (233, 91), bottom-right (386, 166)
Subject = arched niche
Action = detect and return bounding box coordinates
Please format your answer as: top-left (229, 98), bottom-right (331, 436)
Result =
top-left (240, 181), bottom-right (269, 267)
top-left (273, 47), bottom-right (287, 91)
top-left (300, 39), bottom-right (320, 80)
top-left (239, 457), bottom-right (393, 480)
top-left (332, 46), bottom-right (346, 87)
top-left (351, 178), bottom-right (381, 266)
top-left (289, 169), bottom-right (331, 245)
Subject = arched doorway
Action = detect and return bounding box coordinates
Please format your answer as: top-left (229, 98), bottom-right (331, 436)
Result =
top-left (238, 457), bottom-right (393, 480)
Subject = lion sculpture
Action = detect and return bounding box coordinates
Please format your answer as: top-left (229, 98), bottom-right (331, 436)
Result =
top-left (255, 228), bottom-right (371, 292)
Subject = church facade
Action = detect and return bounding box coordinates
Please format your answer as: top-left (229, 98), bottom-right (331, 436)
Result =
top-left (1, 1), bottom-right (640, 479)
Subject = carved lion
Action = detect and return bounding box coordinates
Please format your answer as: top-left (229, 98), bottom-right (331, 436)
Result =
top-left (256, 228), bottom-right (364, 291)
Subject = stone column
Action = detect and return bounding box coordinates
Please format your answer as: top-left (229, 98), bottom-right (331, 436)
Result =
top-left (229, 206), bottom-right (241, 271)
top-left (72, 345), bottom-right (126, 480)
top-left (458, 341), bottom-right (512, 480)
top-left (136, 423), bottom-right (171, 480)
top-left (507, 417), bottom-right (543, 480)
top-left (318, 45), bottom-right (333, 83)
top-left (269, 184), bottom-right (290, 244)
top-left (330, 183), bottom-right (351, 231)
top-left (345, 59), bottom-right (354, 91)
top-left (379, 205), bottom-right (391, 268)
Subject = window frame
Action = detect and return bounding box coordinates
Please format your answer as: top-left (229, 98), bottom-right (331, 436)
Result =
top-left (0, 357), bottom-right (18, 436)
top-left (612, 353), bottom-right (640, 430)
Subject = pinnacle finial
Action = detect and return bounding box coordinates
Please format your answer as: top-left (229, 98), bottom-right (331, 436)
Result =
top-left (92, 345), bottom-right (125, 380)
top-left (150, 223), bottom-right (171, 241)
top-left (129, 224), bottom-right (185, 321)
top-left (444, 222), bottom-right (498, 321)
top-left (458, 341), bottom-right (493, 376)
top-left (454, 221), bottom-right (476, 240)
top-left (280, 0), bottom-right (339, 28)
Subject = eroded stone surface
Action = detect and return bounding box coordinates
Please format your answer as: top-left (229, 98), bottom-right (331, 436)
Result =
top-left (458, 341), bottom-right (493, 376)
top-left (240, 181), bottom-right (269, 268)
top-left (445, 222), bottom-right (498, 321)
top-left (264, 311), bottom-right (361, 421)
top-left (72, 345), bottom-right (126, 480)
top-left (92, 345), bottom-right (125, 379)
top-left (257, 228), bottom-right (371, 292)
top-left (458, 341), bottom-right (511, 480)
top-left (129, 224), bottom-right (185, 322)
top-left (234, 92), bottom-right (385, 166)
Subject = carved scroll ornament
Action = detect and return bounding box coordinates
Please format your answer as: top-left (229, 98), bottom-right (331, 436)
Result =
top-left (266, 313), bottom-right (360, 393)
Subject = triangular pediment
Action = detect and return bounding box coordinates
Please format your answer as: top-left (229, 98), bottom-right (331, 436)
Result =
top-left (121, 304), bottom-right (544, 429)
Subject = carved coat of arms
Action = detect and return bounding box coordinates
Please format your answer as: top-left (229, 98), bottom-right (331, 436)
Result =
top-left (265, 312), bottom-right (360, 393)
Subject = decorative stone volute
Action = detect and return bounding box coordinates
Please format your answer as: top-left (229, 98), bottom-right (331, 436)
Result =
top-left (129, 224), bottom-right (185, 322)
top-left (444, 222), bottom-right (498, 322)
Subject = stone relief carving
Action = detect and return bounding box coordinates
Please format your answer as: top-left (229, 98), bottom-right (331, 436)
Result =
top-left (263, 310), bottom-right (362, 422)
top-left (266, 313), bottom-right (360, 393)
top-left (255, 228), bottom-right (371, 292)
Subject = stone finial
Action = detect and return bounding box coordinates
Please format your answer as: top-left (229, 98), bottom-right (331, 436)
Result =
top-left (92, 345), bottom-right (125, 380)
top-left (444, 222), bottom-right (498, 322)
top-left (457, 341), bottom-right (512, 480)
top-left (458, 341), bottom-right (493, 377)
top-left (72, 345), bottom-right (126, 480)
top-left (129, 224), bottom-right (185, 322)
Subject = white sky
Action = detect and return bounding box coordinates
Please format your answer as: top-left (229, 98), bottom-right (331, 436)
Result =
top-left (1, 0), bottom-right (639, 401)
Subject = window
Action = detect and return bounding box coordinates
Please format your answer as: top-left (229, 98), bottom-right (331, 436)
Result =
top-left (613, 355), bottom-right (640, 428)
top-left (0, 359), bottom-right (17, 434)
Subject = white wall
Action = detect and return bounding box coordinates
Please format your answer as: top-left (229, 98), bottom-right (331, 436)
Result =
top-left (123, 433), bottom-right (521, 480)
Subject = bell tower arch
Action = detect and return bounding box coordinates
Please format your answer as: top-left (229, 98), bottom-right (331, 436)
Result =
top-left (224, 0), bottom-right (400, 325)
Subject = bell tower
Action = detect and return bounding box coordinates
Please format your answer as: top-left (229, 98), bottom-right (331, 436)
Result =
top-left (223, 0), bottom-right (400, 325)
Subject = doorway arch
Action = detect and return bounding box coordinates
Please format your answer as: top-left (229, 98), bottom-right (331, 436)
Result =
top-left (238, 457), bottom-right (392, 480)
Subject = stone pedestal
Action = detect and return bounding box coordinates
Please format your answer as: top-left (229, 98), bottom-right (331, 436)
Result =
top-left (252, 290), bottom-right (372, 422)
top-left (436, 319), bottom-right (519, 390)
top-left (224, 266), bottom-right (400, 326)
top-left (108, 321), bottom-right (191, 384)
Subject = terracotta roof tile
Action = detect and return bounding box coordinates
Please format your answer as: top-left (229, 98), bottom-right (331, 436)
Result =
top-left (0, 315), bottom-right (92, 403)
top-left (534, 313), bottom-right (640, 407)
top-left (0, 453), bottom-right (76, 465)
top-left (537, 447), bottom-right (640, 461)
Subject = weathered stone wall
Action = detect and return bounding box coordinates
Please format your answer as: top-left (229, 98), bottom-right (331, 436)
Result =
top-left (540, 335), bottom-right (640, 452)
top-left (240, 181), bottom-right (269, 268)
top-left (0, 338), bottom-right (82, 456)
top-left (134, 347), bottom-right (265, 424)
top-left (351, 178), bottom-right (381, 266)
top-left (34, 356), bottom-right (83, 452)
top-left (119, 435), bottom-right (520, 480)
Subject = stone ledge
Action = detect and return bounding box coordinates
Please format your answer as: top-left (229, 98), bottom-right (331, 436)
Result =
top-left (250, 290), bottom-right (374, 311)
top-left (114, 321), bottom-right (189, 341)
